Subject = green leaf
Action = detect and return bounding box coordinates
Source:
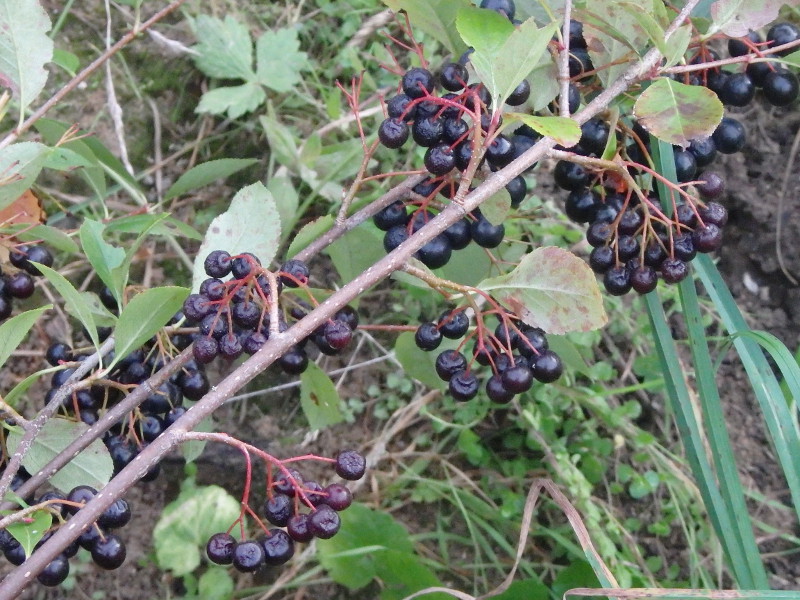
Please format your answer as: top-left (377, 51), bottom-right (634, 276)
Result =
top-left (317, 503), bottom-right (416, 590)
top-left (70, 292), bottom-right (117, 328)
top-left (198, 570), bottom-right (234, 600)
top-left (153, 484), bottom-right (240, 576)
top-left (6, 418), bottom-right (114, 493)
top-left (664, 24), bottom-right (692, 68)
top-left (479, 246), bottom-right (608, 335)
top-left (182, 417), bottom-right (213, 464)
top-left (268, 174), bottom-right (299, 238)
top-left (255, 28), bottom-right (308, 93)
top-left (103, 214), bottom-right (202, 240)
top-left (191, 182), bottom-right (281, 292)
top-left (35, 263), bottom-right (100, 349)
top-left (0, 224), bottom-right (79, 254)
top-left (326, 225), bottom-right (385, 285)
top-left (111, 286), bottom-right (189, 368)
top-left (394, 332), bottom-right (459, 390)
top-left (492, 580), bottom-right (550, 600)
top-left (456, 9), bottom-right (557, 109)
top-left (196, 83), bottom-right (267, 119)
top-left (79, 219), bottom-right (126, 306)
top-left (260, 114), bottom-right (299, 170)
top-left (164, 158), bottom-right (258, 201)
top-left (581, 0), bottom-right (649, 88)
top-left (0, 0), bottom-right (53, 112)
top-left (709, 0), bottom-right (785, 37)
top-left (782, 50), bottom-right (800, 68)
top-left (34, 119), bottom-right (107, 199)
top-left (439, 242), bottom-right (492, 286)
top-left (43, 146), bottom-right (94, 170)
top-left (381, 0), bottom-right (471, 55)
top-left (634, 78), bottom-right (723, 147)
top-left (4, 368), bottom-right (52, 407)
top-left (192, 15), bottom-right (254, 81)
top-left (480, 187), bottom-right (511, 225)
top-left (618, 1), bottom-right (668, 56)
top-left (52, 48), bottom-right (79, 75)
top-left (299, 362), bottom-right (344, 430)
top-left (287, 215), bottom-right (334, 258)
top-left (0, 142), bottom-right (51, 210)
top-left (7, 509), bottom-right (51, 561)
top-left (506, 113), bottom-right (581, 147)
top-left (0, 306), bottom-right (50, 370)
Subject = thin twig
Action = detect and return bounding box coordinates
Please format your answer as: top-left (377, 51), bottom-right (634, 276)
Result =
top-left (559, 0), bottom-right (573, 118)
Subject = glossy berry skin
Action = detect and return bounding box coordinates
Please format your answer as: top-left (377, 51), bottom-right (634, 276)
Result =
top-left (12, 244), bottom-right (53, 275)
top-left (383, 226), bottom-right (408, 254)
top-left (219, 333), bottom-right (243, 360)
top-left (660, 258), bottom-right (689, 284)
top-left (480, 0), bottom-right (515, 19)
top-left (719, 73), bottom-right (755, 107)
top-left (673, 149), bottom-right (697, 182)
top-left (438, 310), bottom-right (469, 339)
top-left (262, 529), bottom-right (295, 566)
top-left (412, 118), bottom-right (444, 147)
top-left (322, 483), bottom-right (353, 511)
top-left (486, 135), bottom-right (515, 168)
top-left (182, 294), bottom-right (213, 322)
top-left (207, 532), bottom-right (236, 565)
top-left (486, 374), bottom-right (514, 403)
top-left (402, 67), bottom-right (435, 99)
top-left (99, 498), bottom-right (131, 529)
top-left (193, 336), bottom-right (219, 364)
top-left (444, 219), bottom-right (472, 249)
top-left (264, 493), bottom-right (293, 526)
top-left (762, 70), bottom-right (800, 106)
top-left (501, 365), bottom-right (533, 393)
top-left (204, 250), bottom-right (232, 278)
top-left (37, 555), bottom-right (70, 586)
top-left (697, 172), bottom-right (725, 199)
top-left (287, 514), bottom-right (314, 543)
top-left (435, 349), bottom-right (468, 381)
top-left (324, 320), bottom-right (353, 350)
top-left (378, 118), bottom-right (409, 149)
top-left (232, 540), bottom-right (264, 573)
top-left (415, 322), bottom-right (443, 351)
top-left (586, 222), bottom-right (613, 247)
top-left (712, 117), bottom-right (746, 154)
top-left (604, 266), bottom-right (632, 296)
top-left (692, 224), bottom-right (723, 252)
top-left (470, 218), bottom-right (504, 248)
top-left (91, 534), bottom-right (127, 570)
top-left (517, 328), bottom-right (548, 358)
top-left (506, 79), bottom-right (530, 105)
top-left (374, 201), bottom-right (407, 231)
top-left (442, 117), bottom-right (469, 144)
top-left (630, 266), bottom-right (658, 294)
top-left (424, 145), bottom-right (455, 176)
top-left (440, 62), bottom-right (468, 91)
top-left (6, 272), bottom-right (34, 299)
top-left (46, 342), bottom-right (72, 366)
top-left (179, 370), bottom-right (210, 401)
top-left (699, 202), bottom-right (728, 227)
top-left (387, 94), bottom-right (416, 121)
top-left (506, 176), bottom-right (527, 208)
top-left (532, 351), bottom-right (563, 383)
top-left (336, 450), bottom-right (366, 480)
top-left (579, 118), bottom-right (610, 156)
top-left (416, 235), bottom-right (452, 269)
top-left (309, 505), bottom-right (341, 539)
top-left (688, 138), bottom-right (717, 168)
top-left (589, 246), bottom-right (614, 274)
top-left (449, 370), bottom-right (479, 401)
top-left (553, 160), bottom-right (589, 191)
top-left (565, 189), bottom-right (599, 224)
top-left (279, 347), bottom-right (309, 375)
top-left (728, 31), bottom-right (761, 57)
top-left (767, 22), bottom-right (800, 56)
top-left (66, 485), bottom-right (97, 514)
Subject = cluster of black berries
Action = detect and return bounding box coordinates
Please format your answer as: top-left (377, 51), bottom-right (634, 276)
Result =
top-left (205, 450), bottom-right (366, 573)
top-left (0, 484), bottom-right (131, 586)
top-left (0, 244), bottom-right (54, 322)
top-left (415, 309), bottom-right (562, 402)
top-left (183, 251), bottom-right (357, 372)
top-left (45, 318), bottom-right (210, 481)
top-left (689, 23), bottom-right (800, 108)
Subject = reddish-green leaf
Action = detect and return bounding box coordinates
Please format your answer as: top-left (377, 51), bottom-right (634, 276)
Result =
top-left (633, 78), bottom-right (723, 147)
top-left (478, 246), bottom-right (607, 334)
top-left (710, 0), bottom-right (785, 37)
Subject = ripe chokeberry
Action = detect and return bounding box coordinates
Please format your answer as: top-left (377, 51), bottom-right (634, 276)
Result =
top-left (91, 534), bottom-right (127, 570)
top-left (402, 67), bottom-right (435, 99)
top-left (262, 529), bottom-right (295, 566)
top-left (336, 450), bottom-right (366, 480)
top-left (232, 540), bottom-right (264, 572)
top-left (309, 505), bottom-right (341, 539)
top-left (415, 322), bottom-right (443, 351)
top-left (207, 532), bottom-right (236, 565)
top-left (378, 118), bottom-right (409, 149)
top-left (449, 370), bottom-right (479, 401)
top-left (435, 349), bottom-right (468, 381)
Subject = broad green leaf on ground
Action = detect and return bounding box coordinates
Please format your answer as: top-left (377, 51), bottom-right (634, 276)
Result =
top-left (192, 15), bottom-right (254, 80)
top-left (198, 570), bottom-right (234, 600)
top-left (506, 113), bottom-right (581, 147)
top-left (317, 503), bottom-right (418, 589)
top-left (457, 8), bottom-right (557, 109)
top-left (491, 580), bottom-right (550, 600)
top-left (287, 215), bottom-right (334, 258)
top-left (0, 306), bottom-right (50, 370)
top-left (268, 174), bottom-right (299, 237)
top-left (709, 0), bottom-right (785, 37)
top-left (7, 508), bottom-right (51, 560)
top-left (382, 0), bottom-right (471, 55)
top-left (191, 182), bottom-right (280, 292)
top-left (394, 332), bottom-right (459, 390)
top-left (153, 483), bottom-right (240, 576)
top-left (479, 246), bottom-right (607, 334)
top-left (255, 28), bottom-right (309, 93)
top-left (300, 361), bottom-right (344, 430)
top-left (35, 263), bottom-right (99, 349)
top-left (633, 78), bottom-right (723, 147)
top-left (480, 187), bottom-right (511, 225)
top-left (0, 224), bottom-right (79, 254)
top-left (0, 0), bottom-right (53, 112)
top-left (0, 142), bottom-right (51, 210)
top-left (164, 158), bottom-right (258, 201)
top-left (111, 287), bottom-right (189, 368)
top-left (326, 225), bottom-right (385, 284)
top-left (260, 114), bottom-right (300, 170)
top-left (580, 0), bottom-right (649, 88)
top-left (196, 83), bottom-right (266, 119)
top-left (79, 219), bottom-right (126, 304)
top-left (6, 419), bottom-right (113, 493)
top-left (52, 48), bottom-right (79, 75)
